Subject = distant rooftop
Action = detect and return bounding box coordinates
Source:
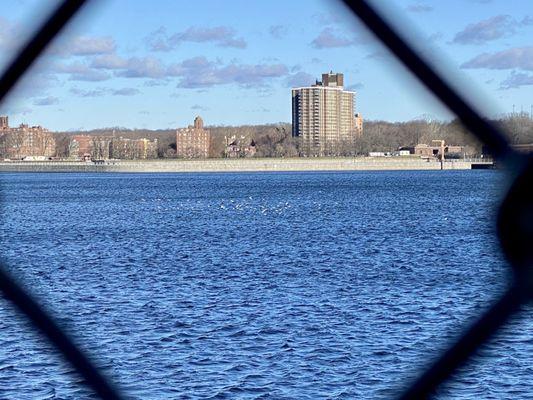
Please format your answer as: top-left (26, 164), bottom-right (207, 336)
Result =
top-left (292, 71), bottom-right (346, 90)
top-left (314, 71), bottom-right (344, 88)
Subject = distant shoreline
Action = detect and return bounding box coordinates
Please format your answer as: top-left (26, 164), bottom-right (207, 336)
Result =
top-left (0, 157), bottom-right (494, 173)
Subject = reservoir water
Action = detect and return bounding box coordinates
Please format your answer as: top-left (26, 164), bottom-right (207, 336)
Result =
top-left (0, 171), bottom-right (531, 399)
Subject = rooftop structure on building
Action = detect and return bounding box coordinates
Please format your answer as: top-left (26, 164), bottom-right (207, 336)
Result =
top-left (0, 116), bottom-right (8, 130)
top-left (315, 71), bottom-right (344, 87)
top-left (291, 72), bottom-right (362, 156)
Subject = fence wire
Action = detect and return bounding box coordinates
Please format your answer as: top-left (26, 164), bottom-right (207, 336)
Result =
top-left (0, 0), bottom-right (531, 399)
top-left (0, 1), bottom-right (123, 399)
top-left (341, 1), bottom-right (533, 398)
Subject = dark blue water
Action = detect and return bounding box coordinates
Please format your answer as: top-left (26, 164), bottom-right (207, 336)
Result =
top-left (0, 171), bottom-right (531, 399)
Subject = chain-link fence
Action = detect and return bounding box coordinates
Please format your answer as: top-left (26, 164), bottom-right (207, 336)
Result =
top-left (0, 1), bottom-right (531, 399)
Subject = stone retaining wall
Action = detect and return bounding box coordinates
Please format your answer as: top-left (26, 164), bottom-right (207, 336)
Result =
top-left (0, 158), bottom-right (491, 173)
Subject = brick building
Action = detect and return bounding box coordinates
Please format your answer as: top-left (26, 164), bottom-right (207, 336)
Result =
top-left (138, 138), bottom-right (158, 159)
top-left (355, 113), bottom-right (363, 137)
top-left (176, 116), bottom-right (211, 158)
top-left (68, 135), bottom-right (157, 160)
top-left (69, 135), bottom-right (111, 160)
top-left (69, 135), bottom-right (93, 160)
top-left (110, 137), bottom-right (158, 159)
top-left (0, 117), bottom-right (55, 159)
top-left (414, 143), bottom-right (464, 158)
top-left (0, 116), bottom-right (8, 131)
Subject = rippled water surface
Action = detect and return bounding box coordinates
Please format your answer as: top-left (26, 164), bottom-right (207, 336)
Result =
top-left (0, 171), bottom-right (531, 399)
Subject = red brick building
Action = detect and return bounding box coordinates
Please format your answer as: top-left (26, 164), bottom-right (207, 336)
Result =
top-left (0, 117), bottom-right (55, 159)
top-left (69, 135), bottom-right (110, 160)
top-left (414, 143), bottom-right (464, 158)
top-left (0, 116), bottom-right (8, 131)
top-left (176, 116), bottom-right (211, 158)
top-left (68, 135), bottom-right (157, 160)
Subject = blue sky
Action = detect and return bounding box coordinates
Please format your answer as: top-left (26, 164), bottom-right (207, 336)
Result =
top-left (1, 0), bottom-right (532, 130)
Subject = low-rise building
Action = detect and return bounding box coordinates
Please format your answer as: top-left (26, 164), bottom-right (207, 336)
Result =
top-left (414, 144), bottom-right (438, 157)
top-left (398, 146), bottom-right (415, 154)
top-left (414, 143), bottom-right (464, 158)
top-left (224, 135), bottom-right (256, 158)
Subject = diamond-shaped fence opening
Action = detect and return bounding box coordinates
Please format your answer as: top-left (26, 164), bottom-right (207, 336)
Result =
top-left (0, 1), bottom-right (531, 399)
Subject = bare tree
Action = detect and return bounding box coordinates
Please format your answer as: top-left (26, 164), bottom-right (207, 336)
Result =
top-left (36, 131), bottom-right (55, 157)
top-left (91, 137), bottom-right (110, 160)
top-left (7, 130), bottom-right (26, 158)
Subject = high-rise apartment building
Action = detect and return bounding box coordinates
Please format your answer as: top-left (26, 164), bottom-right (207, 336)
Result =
top-left (292, 72), bottom-right (361, 156)
top-left (176, 116), bottom-right (211, 158)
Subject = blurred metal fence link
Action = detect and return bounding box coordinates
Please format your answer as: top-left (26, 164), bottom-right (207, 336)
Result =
top-left (340, 1), bottom-right (533, 398)
top-left (0, 0), bottom-right (531, 399)
top-left (0, 1), bottom-right (123, 399)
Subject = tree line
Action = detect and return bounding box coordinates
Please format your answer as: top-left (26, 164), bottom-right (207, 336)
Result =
top-left (53, 113), bottom-right (533, 158)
